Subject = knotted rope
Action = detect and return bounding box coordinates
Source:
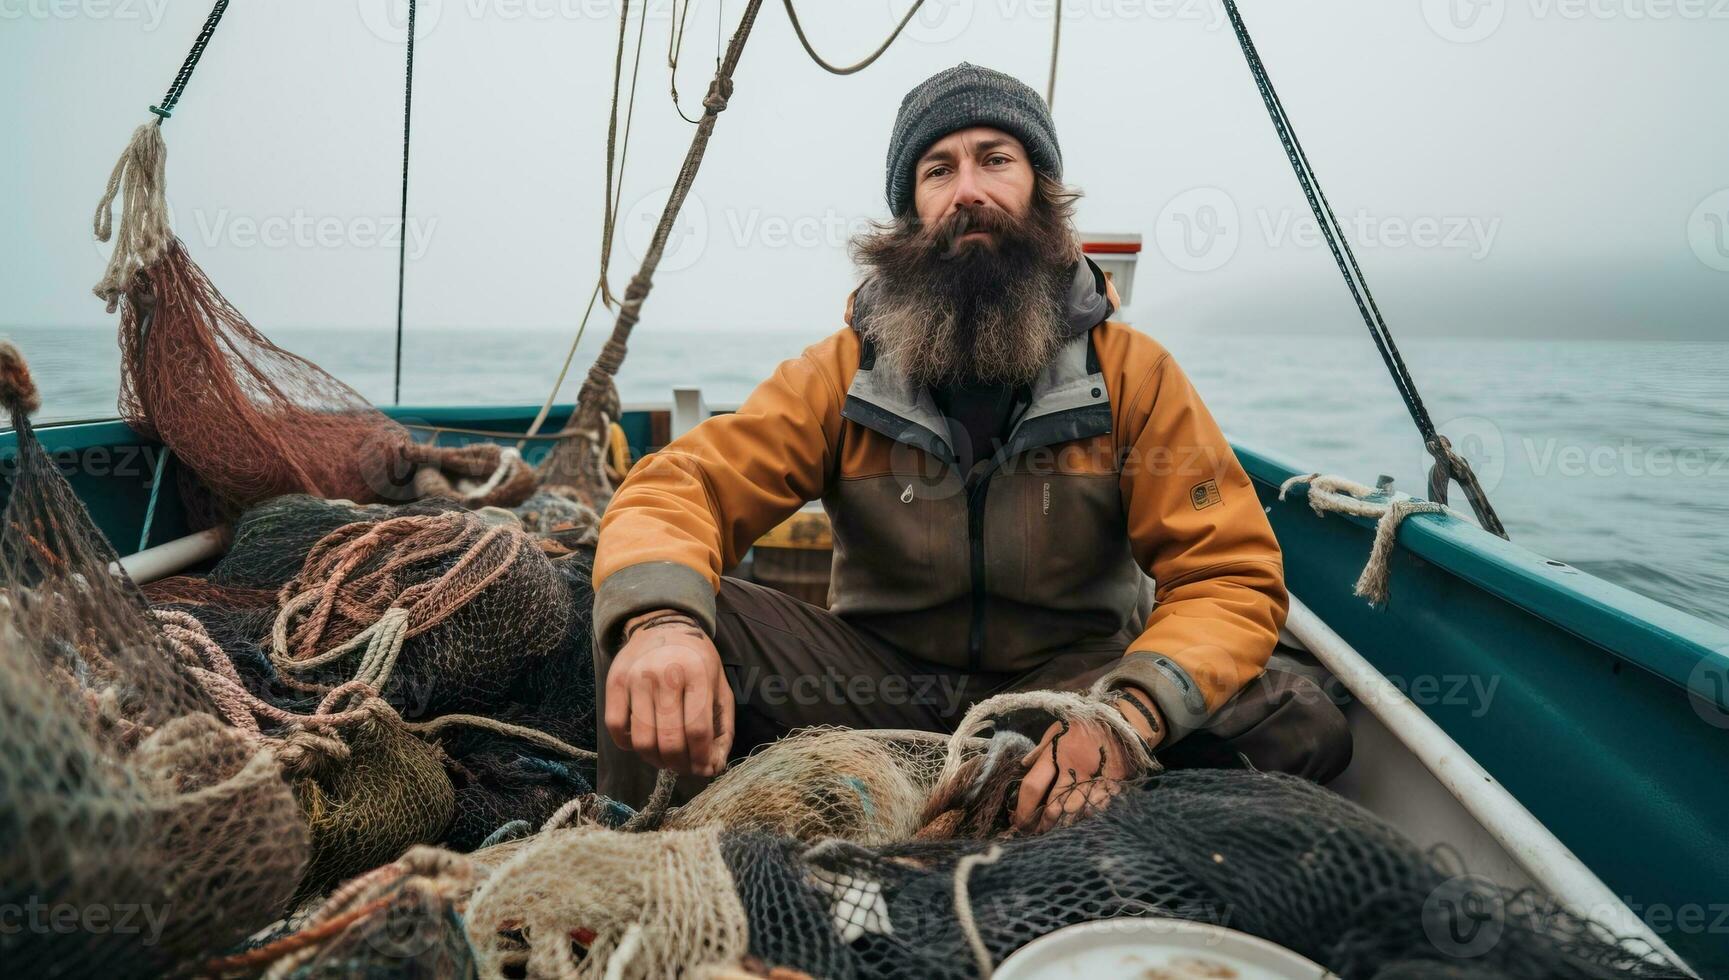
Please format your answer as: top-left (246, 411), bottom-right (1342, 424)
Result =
top-left (1279, 473), bottom-right (1446, 605)
top-left (1426, 434), bottom-right (1508, 538)
top-left (92, 122), bottom-right (172, 312)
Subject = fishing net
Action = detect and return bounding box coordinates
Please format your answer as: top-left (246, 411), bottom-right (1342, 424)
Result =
top-left (146, 578), bottom-right (464, 908)
top-left (464, 824), bottom-right (751, 979)
top-left (0, 343), bottom-right (309, 976)
top-left (664, 728), bottom-right (961, 845)
top-left (726, 770), bottom-right (1683, 980)
top-left (268, 509), bottom-right (572, 719)
top-left (211, 494), bottom-right (465, 591)
top-left (286, 698), bottom-right (458, 902)
top-left (513, 488), bottom-right (603, 545)
top-left (421, 716), bottom-right (598, 853)
top-left (93, 123), bottom-right (531, 522)
top-left (114, 238), bottom-right (415, 520)
top-left (210, 846), bottom-right (480, 980)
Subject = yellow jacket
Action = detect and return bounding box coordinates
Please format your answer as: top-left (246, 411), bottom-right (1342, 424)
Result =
top-left (594, 262), bottom-right (1288, 739)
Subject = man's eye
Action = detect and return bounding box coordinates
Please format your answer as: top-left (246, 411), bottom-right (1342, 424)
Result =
top-left (924, 166), bottom-right (951, 180)
top-left (985, 155), bottom-right (1011, 166)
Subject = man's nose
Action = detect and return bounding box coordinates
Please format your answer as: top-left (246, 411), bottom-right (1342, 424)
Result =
top-left (948, 163), bottom-right (989, 212)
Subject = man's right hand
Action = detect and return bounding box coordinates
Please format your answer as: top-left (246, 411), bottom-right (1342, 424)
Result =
top-left (604, 611), bottom-right (735, 777)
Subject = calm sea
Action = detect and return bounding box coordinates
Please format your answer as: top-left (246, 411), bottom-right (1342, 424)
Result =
top-left (7, 324), bottom-right (1726, 630)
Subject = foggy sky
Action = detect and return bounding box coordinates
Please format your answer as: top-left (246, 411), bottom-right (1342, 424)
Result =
top-left (3, 0), bottom-right (1726, 340)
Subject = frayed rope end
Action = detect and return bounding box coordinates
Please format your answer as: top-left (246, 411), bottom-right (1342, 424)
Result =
top-left (0, 342), bottom-right (42, 418)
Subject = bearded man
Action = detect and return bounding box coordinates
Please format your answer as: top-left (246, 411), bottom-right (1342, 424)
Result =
top-left (591, 63), bottom-right (1351, 830)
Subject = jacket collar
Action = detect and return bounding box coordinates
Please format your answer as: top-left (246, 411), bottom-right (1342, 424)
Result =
top-left (841, 257), bottom-right (1116, 465)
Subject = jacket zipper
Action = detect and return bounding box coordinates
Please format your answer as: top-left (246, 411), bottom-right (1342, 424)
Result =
top-left (964, 461), bottom-right (1003, 670)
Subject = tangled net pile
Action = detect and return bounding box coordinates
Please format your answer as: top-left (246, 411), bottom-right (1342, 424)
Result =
top-left (0, 344), bottom-right (309, 977)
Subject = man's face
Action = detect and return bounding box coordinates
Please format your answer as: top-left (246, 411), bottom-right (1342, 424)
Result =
top-left (911, 126), bottom-right (1037, 241)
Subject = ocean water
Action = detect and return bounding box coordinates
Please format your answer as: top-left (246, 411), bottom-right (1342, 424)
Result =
top-left (7, 324), bottom-right (1726, 630)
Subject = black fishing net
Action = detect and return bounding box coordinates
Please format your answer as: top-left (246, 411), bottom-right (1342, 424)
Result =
top-left (722, 770), bottom-right (1682, 980)
top-left (211, 493), bottom-right (464, 591)
top-left (269, 508), bottom-right (573, 720)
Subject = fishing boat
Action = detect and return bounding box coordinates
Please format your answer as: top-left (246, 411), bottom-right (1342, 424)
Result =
top-left (5, 1), bottom-right (1726, 977)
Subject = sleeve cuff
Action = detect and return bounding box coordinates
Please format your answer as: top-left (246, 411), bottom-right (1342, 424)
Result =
top-left (1094, 651), bottom-right (1213, 743)
top-left (593, 560), bottom-right (718, 655)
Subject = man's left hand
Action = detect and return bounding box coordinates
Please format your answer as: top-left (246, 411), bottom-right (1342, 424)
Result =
top-left (1011, 687), bottom-right (1164, 834)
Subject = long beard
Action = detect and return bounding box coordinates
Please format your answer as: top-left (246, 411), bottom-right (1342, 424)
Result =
top-left (851, 199), bottom-right (1076, 389)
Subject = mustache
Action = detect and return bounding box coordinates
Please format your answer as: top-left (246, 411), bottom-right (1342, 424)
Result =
top-left (925, 206), bottom-right (1018, 256)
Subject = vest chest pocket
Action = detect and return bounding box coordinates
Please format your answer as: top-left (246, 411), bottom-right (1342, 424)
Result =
top-left (826, 473), bottom-right (969, 606)
top-left (986, 469), bottom-right (1132, 605)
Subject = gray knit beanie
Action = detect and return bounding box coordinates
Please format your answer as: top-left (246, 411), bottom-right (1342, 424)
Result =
top-left (885, 63), bottom-right (1062, 217)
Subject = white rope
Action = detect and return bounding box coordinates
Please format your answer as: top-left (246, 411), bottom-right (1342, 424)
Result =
top-left (603, 922), bottom-right (645, 980)
top-left (954, 844), bottom-right (1004, 978)
top-left (93, 121), bottom-right (174, 312)
top-left (939, 689), bottom-right (1155, 789)
top-left (1279, 473), bottom-right (1446, 605)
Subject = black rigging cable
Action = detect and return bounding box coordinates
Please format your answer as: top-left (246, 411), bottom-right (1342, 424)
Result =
top-left (1221, 0), bottom-right (1508, 538)
top-left (781, 0), bottom-right (928, 75)
top-left (393, 0), bottom-right (417, 405)
top-left (150, 0), bottom-right (231, 120)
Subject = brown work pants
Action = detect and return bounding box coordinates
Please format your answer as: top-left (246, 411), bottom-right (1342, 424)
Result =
top-left (595, 576), bottom-right (1352, 808)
